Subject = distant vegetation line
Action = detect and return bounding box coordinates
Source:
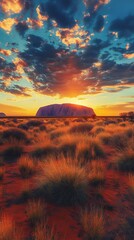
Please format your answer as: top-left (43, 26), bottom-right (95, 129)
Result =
top-left (1, 116), bottom-right (123, 119)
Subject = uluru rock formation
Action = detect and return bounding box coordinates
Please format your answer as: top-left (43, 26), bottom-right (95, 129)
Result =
top-left (0, 112), bottom-right (6, 117)
top-left (36, 104), bottom-right (96, 117)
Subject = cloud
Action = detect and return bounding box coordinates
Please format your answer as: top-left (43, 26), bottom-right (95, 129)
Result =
top-left (109, 15), bottom-right (134, 38)
top-left (84, 0), bottom-right (110, 11)
top-left (13, 57), bottom-right (28, 74)
top-left (0, 0), bottom-right (33, 15)
top-left (56, 24), bottom-right (90, 47)
top-left (0, 18), bottom-right (17, 33)
top-left (40, 0), bottom-right (79, 28)
top-left (123, 53), bottom-right (134, 59)
top-left (0, 48), bottom-right (12, 56)
top-left (15, 21), bottom-right (28, 37)
top-left (0, 0), bottom-right (23, 15)
top-left (94, 15), bottom-right (105, 32)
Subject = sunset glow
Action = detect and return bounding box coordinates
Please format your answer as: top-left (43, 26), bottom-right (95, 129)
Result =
top-left (0, 0), bottom-right (134, 116)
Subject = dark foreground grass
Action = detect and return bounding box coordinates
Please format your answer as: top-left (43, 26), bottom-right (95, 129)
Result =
top-left (37, 159), bottom-right (88, 206)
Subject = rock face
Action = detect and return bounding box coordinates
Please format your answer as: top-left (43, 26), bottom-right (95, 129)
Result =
top-left (0, 112), bottom-right (6, 117)
top-left (36, 103), bottom-right (96, 117)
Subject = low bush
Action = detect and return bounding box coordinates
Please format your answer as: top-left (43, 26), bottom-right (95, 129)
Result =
top-left (1, 128), bottom-right (28, 143)
top-left (2, 146), bottom-right (23, 162)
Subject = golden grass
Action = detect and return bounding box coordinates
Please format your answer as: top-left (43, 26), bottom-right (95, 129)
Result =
top-left (88, 161), bottom-right (105, 185)
top-left (18, 156), bottom-right (36, 178)
top-left (37, 158), bottom-right (88, 205)
top-left (33, 221), bottom-right (56, 240)
top-left (114, 149), bottom-right (134, 172)
top-left (26, 199), bottom-right (46, 226)
top-left (80, 207), bottom-right (104, 240)
top-left (0, 214), bottom-right (22, 240)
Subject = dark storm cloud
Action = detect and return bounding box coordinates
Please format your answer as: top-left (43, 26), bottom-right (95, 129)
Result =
top-left (40, 0), bottom-right (79, 28)
top-left (94, 15), bottom-right (105, 32)
top-left (100, 60), bottom-right (134, 88)
top-left (15, 22), bottom-right (29, 37)
top-left (109, 15), bottom-right (134, 38)
top-left (6, 84), bottom-right (30, 96)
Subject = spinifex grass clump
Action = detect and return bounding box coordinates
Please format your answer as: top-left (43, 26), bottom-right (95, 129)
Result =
top-left (31, 146), bottom-right (58, 160)
top-left (33, 221), bottom-right (56, 240)
top-left (77, 139), bottom-right (105, 162)
top-left (18, 156), bottom-right (36, 178)
top-left (60, 142), bottom-right (76, 158)
top-left (1, 128), bottom-right (28, 143)
top-left (80, 207), bottom-right (105, 240)
top-left (26, 199), bottom-right (46, 226)
top-left (115, 150), bottom-right (134, 172)
top-left (70, 123), bottom-right (93, 134)
top-left (38, 158), bottom-right (88, 206)
top-left (88, 161), bottom-right (105, 186)
top-left (2, 146), bottom-right (23, 162)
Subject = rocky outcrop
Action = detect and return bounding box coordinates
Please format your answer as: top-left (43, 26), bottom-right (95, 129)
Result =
top-left (36, 103), bottom-right (96, 117)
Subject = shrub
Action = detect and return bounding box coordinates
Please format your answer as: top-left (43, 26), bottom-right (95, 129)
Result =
top-left (27, 120), bottom-right (44, 127)
top-left (80, 207), bottom-right (104, 240)
top-left (115, 150), bottom-right (134, 172)
top-left (31, 146), bottom-right (58, 160)
top-left (70, 123), bottom-right (93, 134)
top-left (18, 156), bottom-right (36, 178)
top-left (38, 159), bottom-right (88, 206)
top-left (1, 128), bottom-right (28, 143)
top-left (2, 146), bottom-right (23, 162)
top-left (18, 123), bottom-right (29, 131)
top-left (0, 214), bottom-right (22, 240)
top-left (33, 221), bottom-right (56, 240)
top-left (26, 199), bottom-right (46, 226)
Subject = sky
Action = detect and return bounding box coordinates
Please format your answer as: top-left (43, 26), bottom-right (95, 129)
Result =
top-left (0, 0), bottom-right (134, 116)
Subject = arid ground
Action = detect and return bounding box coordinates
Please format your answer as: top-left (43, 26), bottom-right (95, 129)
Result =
top-left (0, 117), bottom-right (134, 240)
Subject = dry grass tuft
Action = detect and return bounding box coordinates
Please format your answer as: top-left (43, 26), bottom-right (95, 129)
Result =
top-left (33, 221), bottom-right (56, 240)
top-left (26, 199), bottom-right (46, 226)
top-left (18, 156), bottom-right (36, 178)
top-left (115, 149), bottom-right (134, 172)
top-left (37, 158), bottom-right (88, 206)
top-left (80, 207), bottom-right (105, 240)
top-left (0, 214), bottom-right (22, 240)
top-left (88, 161), bottom-right (105, 186)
